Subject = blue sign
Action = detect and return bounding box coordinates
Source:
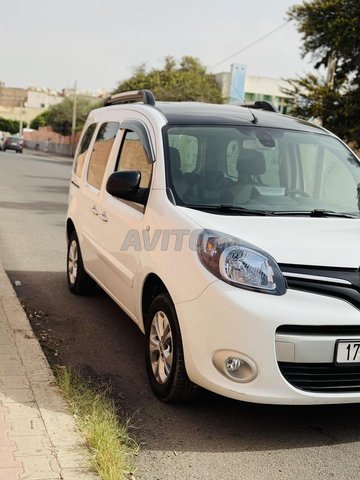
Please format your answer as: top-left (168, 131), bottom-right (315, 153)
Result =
top-left (229, 64), bottom-right (246, 104)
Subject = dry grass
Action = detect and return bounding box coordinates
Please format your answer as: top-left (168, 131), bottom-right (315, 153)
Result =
top-left (56, 367), bottom-right (138, 480)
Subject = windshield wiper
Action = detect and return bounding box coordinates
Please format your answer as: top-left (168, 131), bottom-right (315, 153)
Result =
top-left (271, 209), bottom-right (357, 218)
top-left (181, 203), bottom-right (270, 216)
top-left (182, 204), bottom-right (358, 218)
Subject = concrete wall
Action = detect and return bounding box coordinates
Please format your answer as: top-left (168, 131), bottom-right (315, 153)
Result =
top-left (0, 86), bottom-right (27, 108)
top-left (0, 105), bottom-right (46, 126)
top-left (23, 126), bottom-right (81, 157)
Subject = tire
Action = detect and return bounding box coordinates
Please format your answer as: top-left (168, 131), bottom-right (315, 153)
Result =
top-left (145, 292), bottom-right (198, 403)
top-left (67, 230), bottom-right (96, 295)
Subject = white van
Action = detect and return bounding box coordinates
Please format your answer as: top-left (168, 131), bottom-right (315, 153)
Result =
top-left (66, 90), bottom-right (360, 405)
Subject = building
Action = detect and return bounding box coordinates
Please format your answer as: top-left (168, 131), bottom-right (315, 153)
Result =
top-left (0, 82), bottom-right (108, 128)
top-left (215, 64), bottom-right (292, 114)
top-left (26, 87), bottom-right (63, 109)
top-left (0, 83), bottom-right (27, 108)
top-left (0, 83), bottom-right (63, 126)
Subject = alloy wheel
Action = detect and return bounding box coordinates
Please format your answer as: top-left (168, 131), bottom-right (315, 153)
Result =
top-left (149, 310), bottom-right (174, 384)
top-left (68, 240), bottom-right (78, 285)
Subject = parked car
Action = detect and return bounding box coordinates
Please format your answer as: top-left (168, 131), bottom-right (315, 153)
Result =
top-left (0, 132), bottom-right (6, 150)
top-left (3, 135), bottom-right (23, 153)
top-left (66, 90), bottom-right (360, 405)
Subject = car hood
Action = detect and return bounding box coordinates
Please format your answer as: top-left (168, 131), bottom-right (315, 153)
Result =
top-left (179, 207), bottom-right (360, 268)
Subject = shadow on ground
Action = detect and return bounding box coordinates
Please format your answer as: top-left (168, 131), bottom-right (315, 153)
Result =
top-left (7, 269), bottom-right (360, 455)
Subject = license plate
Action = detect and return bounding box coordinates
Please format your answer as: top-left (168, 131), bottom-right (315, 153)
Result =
top-left (336, 340), bottom-right (360, 364)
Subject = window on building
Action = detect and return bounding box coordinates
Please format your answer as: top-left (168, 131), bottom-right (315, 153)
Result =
top-left (245, 93), bottom-right (255, 101)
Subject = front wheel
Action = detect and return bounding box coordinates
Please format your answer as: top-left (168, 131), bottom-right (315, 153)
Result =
top-left (145, 293), bottom-right (198, 403)
top-left (67, 231), bottom-right (96, 295)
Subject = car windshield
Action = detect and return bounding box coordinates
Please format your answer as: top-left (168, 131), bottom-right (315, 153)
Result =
top-left (8, 137), bottom-right (21, 143)
top-left (164, 125), bottom-right (360, 217)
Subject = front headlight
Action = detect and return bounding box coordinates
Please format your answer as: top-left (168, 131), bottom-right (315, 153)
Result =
top-left (197, 230), bottom-right (287, 295)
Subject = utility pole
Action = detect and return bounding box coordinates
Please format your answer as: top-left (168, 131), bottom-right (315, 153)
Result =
top-left (326, 53), bottom-right (336, 87)
top-left (71, 81), bottom-right (77, 155)
top-left (19, 99), bottom-right (25, 136)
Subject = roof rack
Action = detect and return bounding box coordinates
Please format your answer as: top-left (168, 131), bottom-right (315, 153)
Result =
top-left (104, 89), bottom-right (156, 107)
top-left (240, 100), bottom-right (278, 113)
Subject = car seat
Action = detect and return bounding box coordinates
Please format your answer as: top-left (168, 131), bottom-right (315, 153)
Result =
top-left (221, 150), bottom-right (266, 204)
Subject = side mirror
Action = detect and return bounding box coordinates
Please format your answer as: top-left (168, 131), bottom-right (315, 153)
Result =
top-left (106, 171), bottom-right (141, 200)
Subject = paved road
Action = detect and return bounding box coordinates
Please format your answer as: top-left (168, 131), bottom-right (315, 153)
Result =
top-left (1, 150), bottom-right (360, 480)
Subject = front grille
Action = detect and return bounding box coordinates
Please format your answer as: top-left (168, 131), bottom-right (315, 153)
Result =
top-left (277, 325), bottom-right (360, 336)
top-left (279, 362), bottom-right (360, 393)
top-left (279, 265), bottom-right (360, 310)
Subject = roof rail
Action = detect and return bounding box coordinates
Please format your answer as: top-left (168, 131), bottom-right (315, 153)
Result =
top-left (104, 89), bottom-right (156, 107)
top-left (240, 100), bottom-right (278, 113)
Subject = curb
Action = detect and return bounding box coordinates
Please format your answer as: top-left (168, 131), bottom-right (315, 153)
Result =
top-left (0, 261), bottom-right (99, 479)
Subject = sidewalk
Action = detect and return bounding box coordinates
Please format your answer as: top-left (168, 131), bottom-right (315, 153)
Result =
top-left (0, 262), bottom-right (99, 480)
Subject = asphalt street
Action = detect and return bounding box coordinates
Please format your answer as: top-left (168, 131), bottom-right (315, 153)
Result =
top-left (1, 150), bottom-right (360, 480)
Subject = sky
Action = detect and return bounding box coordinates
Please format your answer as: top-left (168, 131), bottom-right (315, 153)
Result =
top-left (0, 0), bottom-right (314, 94)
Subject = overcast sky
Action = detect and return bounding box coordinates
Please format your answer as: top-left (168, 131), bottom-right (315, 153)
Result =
top-left (1, 0), bottom-right (313, 94)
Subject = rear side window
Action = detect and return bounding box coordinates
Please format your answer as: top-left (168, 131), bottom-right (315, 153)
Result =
top-left (74, 123), bottom-right (97, 178)
top-left (116, 130), bottom-right (152, 189)
top-left (87, 122), bottom-right (119, 190)
top-left (168, 134), bottom-right (198, 173)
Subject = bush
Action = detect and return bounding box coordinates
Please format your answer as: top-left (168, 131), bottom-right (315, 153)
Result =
top-left (0, 117), bottom-right (27, 134)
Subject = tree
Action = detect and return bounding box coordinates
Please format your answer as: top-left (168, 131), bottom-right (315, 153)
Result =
top-left (30, 112), bottom-right (49, 130)
top-left (288, 0), bottom-right (360, 81)
top-left (113, 56), bottom-right (223, 103)
top-left (282, 73), bottom-right (348, 139)
top-left (286, 0), bottom-right (360, 147)
top-left (0, 117), bottom-right (26, 134)
top-left (45, 97), bottom-right (100, 136)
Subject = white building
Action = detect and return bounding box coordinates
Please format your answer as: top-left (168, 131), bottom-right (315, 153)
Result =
top-left (26, 87), bottom-right (63, 109)
top-left (215, 65), bottom-right (292, 114)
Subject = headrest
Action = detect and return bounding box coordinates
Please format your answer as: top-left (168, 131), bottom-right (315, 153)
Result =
top-left (169, 147), bottom-right (181, 173)
top-left (205, 170), bottom-right (225, 190)
top-left (237, 149), bottom-right (266, 176)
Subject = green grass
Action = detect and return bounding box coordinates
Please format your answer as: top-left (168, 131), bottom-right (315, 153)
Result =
top-left (56, 367), bottom-right (138, 480)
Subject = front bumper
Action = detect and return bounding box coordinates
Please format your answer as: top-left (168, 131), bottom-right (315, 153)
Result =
top-left (176, 281), bottom-right (360, 404)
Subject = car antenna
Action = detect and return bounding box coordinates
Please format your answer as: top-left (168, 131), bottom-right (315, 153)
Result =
top-left (249, 109), bottom-right (258, 124)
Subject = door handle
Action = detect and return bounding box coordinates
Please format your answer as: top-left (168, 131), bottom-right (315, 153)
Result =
top-left (99, 211), bottom-right (108, 222)
top-left (91, 205), bottom-right (98, 216)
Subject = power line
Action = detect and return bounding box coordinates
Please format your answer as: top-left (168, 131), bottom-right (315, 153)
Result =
top-left (210, 21), bottom-right (290, 70)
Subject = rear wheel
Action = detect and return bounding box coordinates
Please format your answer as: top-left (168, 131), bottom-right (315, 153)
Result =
top-left (145, 292), bottom-right (198, 403)
top-left (67, 231), bottom-right (96, 295)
